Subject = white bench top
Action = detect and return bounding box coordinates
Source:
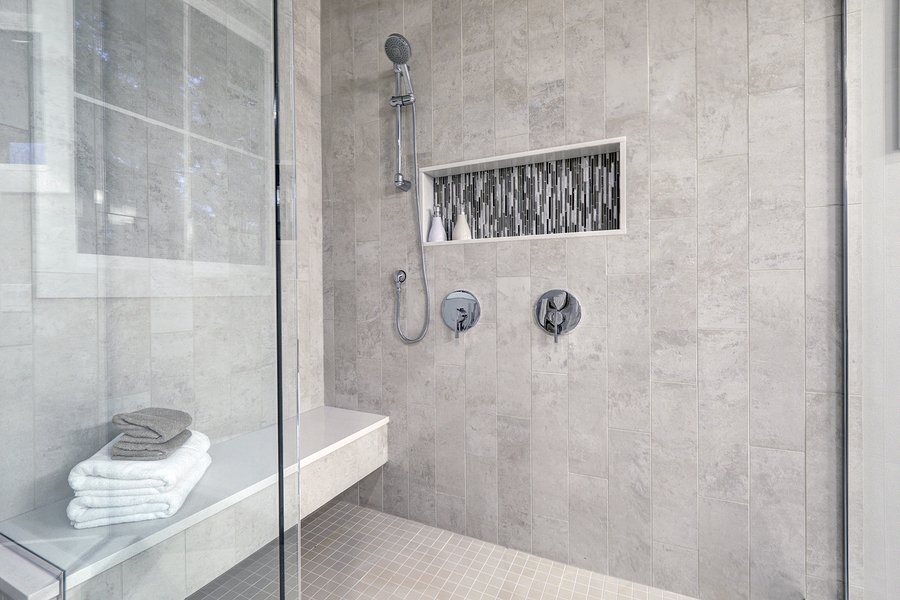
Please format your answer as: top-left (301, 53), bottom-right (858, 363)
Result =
top-left (0, 406), bottom-right (388, 591)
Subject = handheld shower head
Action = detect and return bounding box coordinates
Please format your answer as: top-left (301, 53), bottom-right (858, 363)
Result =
top-left (384, 33), bottom-right (412, 65)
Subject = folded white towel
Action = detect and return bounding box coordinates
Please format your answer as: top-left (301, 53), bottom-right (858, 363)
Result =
top-left (68, 431), bottom-right (210, 497)
top-left (67, 453), bottom-right (212, 529)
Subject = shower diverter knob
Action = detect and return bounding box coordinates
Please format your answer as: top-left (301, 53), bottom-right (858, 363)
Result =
top-left (534, 289), bottom-right (582, 343)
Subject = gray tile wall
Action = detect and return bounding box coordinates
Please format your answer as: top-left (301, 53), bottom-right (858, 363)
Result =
top-left (319, 0), bottom-right (846, 598)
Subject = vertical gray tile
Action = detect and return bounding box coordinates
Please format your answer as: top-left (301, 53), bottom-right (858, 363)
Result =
top-left (462, 0), bottom-right (495, 159)
top-left (650, 217), bottom-right (697, 384)
top-left (359, 468), bottom-right (384, 511)
top-left (607, 273), bottom-right (651, 432)
top-left (806, 206), bottom-right (843, 394)
top-left (532, 514), bottom-right (569, 563)
top-left (121, 533), bottom-right (186, 600)
top-left (653, 542), bottom-right (699, 598)
top-left (0, 346), bottom-right (34, 520)
top-left (466, 454), bottom-right (499, 542)
top-left (103, 299), bottom-right (151, 399)
top-left (608, 429), bottom-right (652, 585)
top-left (806, 392), bottom-right (843, 585)
top-left (749, 270), bottom-right (805, 451)
top-left (698, 329), bottom-right (749, 503)
top-left (699, 497), bottom-right (750, 600)
top-left (494, 0), bottom-right (528, 142)
top-left (605, 0), bottom-right (649, 123)
top-left (498, 415), bottom-right (532, 552)
top-left (804, 16), bottom-right (842, 208)
top-left (651, 382), bottom-right (698, 549)
top-left (531, 371), bottom-right (568, 520)
top-left (648, 0), bottom-right (695, 58)
top-left (527, 0), bottom-right (566, 149)
top-left (497, 277), bottom-right (532, 418)
top-left (436, 363), bottom-right (466, 497)
top-left (750, 447), bottom-right (806, 600)
top-left (408, 396), bottom-right (436, 525)
top-left (649, 50), bottom-right (697, 220)
top-left (567, 324), bottom-right (608, 478)
top-left (698, 155), bottom-right (749, 330)
top-left (432, 0), bottom-right (463, 164)
top-left (748, 0), bottom-right (804, 93)
top-left (749, 86), bottom-right (805, 270)
top-left (568, 473), bottom-right (608, 572)
top-left (566, 238), bottom-right (607, 327)
top-left (436, 492), bottom-right (467, 535)
top-left (696, 0), bottom-right (748, 159)
top-left (564, 0), bottom-right (605, 143)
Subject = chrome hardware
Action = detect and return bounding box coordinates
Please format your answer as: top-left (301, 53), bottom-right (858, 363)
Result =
top-left (534, 289), bottom-right (581, 343)
top-left (441, 290), bottom-right (480, 338)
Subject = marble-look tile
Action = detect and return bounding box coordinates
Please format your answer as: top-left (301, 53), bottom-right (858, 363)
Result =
top-left (527, 0), bottom-right (565, 149)
top-left (436, 492), bottom-right (467, 535)
top-left (465, 324), bottom-right (498, 457)
top-left (748, 0), bottom-right (804, 93)
top-left (566, 238), bottom-right (607, 327)
top-left (150, 329), bottom-right (194, 409)
top-left (531, 372), bottom-right (568, 520)
top-left (122, 534), bottom-right (187, 600)
top-left (0, 194), bottom-right (32, 285)
top-left (234, 485), bottom-right (279, 560)
top-left (699, 497), bottom-right (750, 600)
top-left (494, 0), bottom-right (529, 141)
top-left (696, 0), bottom-right (748, 159)
top-left (466, 454), bottom-right (499, 542)
top-left (698, 155), bottom-right (749, 329)
top-left (67, 565), bottom-right (123, 600)
top-left (567, 325), bottom-right (608, 478)
top-left (605, 0), bottom-right (649, 123)
top-left (436, 363), bottom-right (466, 498)
top-left (462, 0), bottom-right (495, 159)
top-left (649, 50), bottom-right (697, 220)
top-left (498, 415), bottom-right (532, 552)
top-left (103, 299), bottom-right (151, 399)
top-left (698, 329), bottom-right (749, 503)
top-left (496, 241), bottom-right (530, 276)
top-left (806, 206), bottom-right (843, 394)
top-left (651, 382), bottom-right (698, 549)
top-left (805, 16), bottom-right (842, 208)
top-left (749, 90), bottom-right (804, 270)
top-left (185, 507), bottom-right (237, 595)
top-left (532, 514), bottom-right (569, 564)
top-left (653, 542), bottom-right (699, 598)
top-left (749, 269), bottom-right (805, 451)
top-left (806, 392), bottom-right (843, 583)
top-left (358, 468), bottom-right (384, 511)
top-left (648, 0), bottom-right (694, 58)
top-left (568, 473), bottom-right (608, 572)
top-left (0, 345), bottom-right (34, 520)
top-left (607, 273), bottom-right (651, 432)
top-left (650, 218), bottom-right (697, 384)
top-left (486, 303), bottom-right (526, 416)
top-left (564, 0), bottom-right (605, 143)
top-left (145, 0), bottom-right (184, 128)
top-left (750, 447), bottom-right (806, 600)
top-left (608, 429), bottom-right (653, 586)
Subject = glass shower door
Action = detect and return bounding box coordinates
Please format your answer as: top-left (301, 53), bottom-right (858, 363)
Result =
top-left (0, 0), bottom-right (297, 598)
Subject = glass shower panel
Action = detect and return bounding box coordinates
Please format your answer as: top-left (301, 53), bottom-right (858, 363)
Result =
top-left (0, 0), bottom-right (295, 598)
top-left (851, 1), bottom-right (900, 599)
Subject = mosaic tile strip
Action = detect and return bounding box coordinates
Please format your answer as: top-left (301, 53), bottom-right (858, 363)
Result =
top-left (432, 151), bottom-right (620, 240)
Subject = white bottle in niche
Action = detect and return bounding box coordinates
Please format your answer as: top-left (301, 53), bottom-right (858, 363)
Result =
top-left (427, 205), bottom-right (447, 242)
top-left (452, 209), bottom-right (472, 241)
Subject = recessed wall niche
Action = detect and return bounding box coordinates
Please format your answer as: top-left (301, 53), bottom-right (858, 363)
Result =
top-left (418, 138), bottom-right (626, 245)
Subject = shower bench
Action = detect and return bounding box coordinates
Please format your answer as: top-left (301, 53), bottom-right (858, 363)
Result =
top-left (0, 406), bottom-right (388, 599)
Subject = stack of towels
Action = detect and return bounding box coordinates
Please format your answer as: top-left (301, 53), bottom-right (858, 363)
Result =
top-left (66, 408), bottom-right (212, 529)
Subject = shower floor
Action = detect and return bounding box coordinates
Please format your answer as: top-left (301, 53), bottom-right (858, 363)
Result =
top-left (191, 501), bottom-right (697, 600)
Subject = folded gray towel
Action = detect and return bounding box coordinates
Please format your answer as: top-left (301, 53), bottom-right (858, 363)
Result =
top-left (112, 407), bottom-right (192, 443)
top-left (111, 430), bottom-right (193, 461)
